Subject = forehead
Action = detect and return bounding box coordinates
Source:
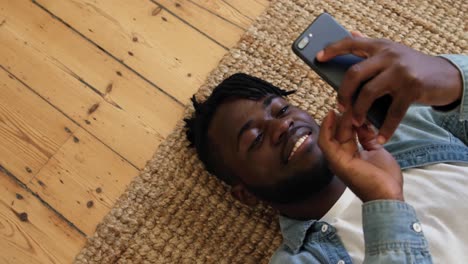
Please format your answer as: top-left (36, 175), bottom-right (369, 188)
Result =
top-left (209, 97), bottom-right (261, 141)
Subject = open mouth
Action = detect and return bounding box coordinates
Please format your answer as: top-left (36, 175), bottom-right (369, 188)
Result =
top-left (287, 131), bottom-right (312, 161)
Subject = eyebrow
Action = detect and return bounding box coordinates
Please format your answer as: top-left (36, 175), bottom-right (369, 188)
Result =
top-left (236, 95), bottom-right (279, 151)
top-left (237, 120), bottom-right (253, 151)
top-left (263, 94), bottom-right (278, 109)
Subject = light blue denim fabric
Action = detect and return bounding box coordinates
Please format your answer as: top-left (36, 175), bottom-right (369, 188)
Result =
top-left (270, 55), bottom-right (468, 264)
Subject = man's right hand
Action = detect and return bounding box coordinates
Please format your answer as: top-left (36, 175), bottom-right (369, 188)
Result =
top-left (316, 35), bottom-right (463, 144)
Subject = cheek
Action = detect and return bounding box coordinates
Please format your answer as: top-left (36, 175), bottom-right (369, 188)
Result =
top-left (292, 108), bottom-right (316, 122)
top-left (298, 142), bottom-right (324, 169)
top-left (302, 114), bottom-right (318, 126)
top-left (238, 150), bottom-right (279, 185)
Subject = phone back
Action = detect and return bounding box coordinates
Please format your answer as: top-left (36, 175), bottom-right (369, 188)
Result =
top-left (292, 13), bottom-right (391, 128)
top-left (292, 13), bottom-right (362, 90)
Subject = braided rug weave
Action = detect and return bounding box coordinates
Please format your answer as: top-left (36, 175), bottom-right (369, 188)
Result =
top-left (75, 0), bottom-right (467, 263)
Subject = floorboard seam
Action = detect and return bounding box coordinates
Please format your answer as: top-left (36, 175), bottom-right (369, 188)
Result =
top-left (0, 164), bottom-right (88, 238)
top-left (0, 65), bottom-right (140, 171)
top-left (221, 0), bottom-right (254, 21)
top-left (149, 0), bottom-right (230, 50)
top-left (31, 0), bottom-right (185, 107)
top-left (183, 0), bottom-right (247, 31)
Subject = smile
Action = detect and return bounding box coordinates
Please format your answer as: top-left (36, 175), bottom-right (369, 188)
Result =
top-left (288, 133), bottom-right (310, 161)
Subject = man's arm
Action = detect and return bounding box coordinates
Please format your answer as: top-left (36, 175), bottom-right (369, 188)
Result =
top-left (435, 55), bottom-right (467, 117)
top-left (362, 201), bottom-right (431, 264)
top-left (432, 55), bottom-right (468, 145)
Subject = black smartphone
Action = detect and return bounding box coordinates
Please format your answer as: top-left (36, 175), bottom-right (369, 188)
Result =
top-left (292, 13), bottom-right (391, 129)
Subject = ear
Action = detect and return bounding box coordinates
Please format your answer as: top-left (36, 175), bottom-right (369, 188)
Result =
top-left (231, 184), bottom-right (259, 206)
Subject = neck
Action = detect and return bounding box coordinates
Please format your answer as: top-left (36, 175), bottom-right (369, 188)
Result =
top-left (272, 176), bottom-right (346, 220)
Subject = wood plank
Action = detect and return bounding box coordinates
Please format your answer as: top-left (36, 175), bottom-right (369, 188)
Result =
top-left (222, 0), bottom-right (270, 20)
top-left (0, 61), bottom-right (138, 234)
top-left (0, 0), bottom-right (182, 169)
top-left (29, 128), bottom-right (139, 235)
top-left (155, 0), bottom-right (245, 47)
top-left (0, 169), bottom-right (86, 264)
top-left (35, 0), bottom-right (227, 103)
top-left (1, 0), bottom-right (183, 138)
top-left (182, 0), bottom-right (254, 29)
top-left (0, 68), bottom-right (78, 183)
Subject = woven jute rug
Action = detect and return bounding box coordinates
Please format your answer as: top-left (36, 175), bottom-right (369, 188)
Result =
top-left (75, 0), bottom-right (466, 263)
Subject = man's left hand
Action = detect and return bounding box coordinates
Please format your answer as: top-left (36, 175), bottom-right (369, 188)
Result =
top-left (318, 110), bottom-right (403, 202)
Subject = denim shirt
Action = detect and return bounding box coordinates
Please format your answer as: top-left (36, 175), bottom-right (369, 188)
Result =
top-left (270, 55), bottom-right (468, 264)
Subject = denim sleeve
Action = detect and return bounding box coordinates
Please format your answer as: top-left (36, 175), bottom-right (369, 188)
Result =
top-left (269, 246), bottom-right (323, 264)
top-left (362, 200), bottom-right (433, 264)
top-left (432, 55), bottom-right (468, 144)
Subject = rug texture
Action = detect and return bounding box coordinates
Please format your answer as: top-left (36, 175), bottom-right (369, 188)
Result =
top-left (75, 0), bottom-right (467, 263)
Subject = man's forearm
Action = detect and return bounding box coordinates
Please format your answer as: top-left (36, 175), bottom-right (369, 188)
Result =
top-left (362, 200), bottom-right (433, 264)
top-left (437, 55), bottom-right (468, 121)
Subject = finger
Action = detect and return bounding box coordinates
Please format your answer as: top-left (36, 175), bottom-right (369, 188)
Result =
top-left (356, 124), bottom-right (380, 151)
top-left (335, 109), bottom-right (355, 143)
top-left (318, 111), bottom-right (339, 155)
top-left (351, 69), bottom-right (394, 125)
top-left (338, 55), bottom-right (387, 110)
top-left (319, 111), bottom-right (355, 173)
top-left (316, 36), bottom-right (377, 62)
top-left (350, 31), bottom-right (367, 38)
top-left (377, 96), bottom-right (411, 144)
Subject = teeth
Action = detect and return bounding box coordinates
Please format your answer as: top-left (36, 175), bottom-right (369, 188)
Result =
top-left (288, 134), bottom-right (309, 160)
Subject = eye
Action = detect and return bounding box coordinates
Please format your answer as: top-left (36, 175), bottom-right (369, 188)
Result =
top-left (277, 105), bottom-right (289, 117)
top-left (249, 133), bottom-right (263, 150)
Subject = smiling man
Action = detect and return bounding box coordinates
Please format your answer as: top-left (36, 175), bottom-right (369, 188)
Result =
top-left (184, 37), bottom-right (468, 264)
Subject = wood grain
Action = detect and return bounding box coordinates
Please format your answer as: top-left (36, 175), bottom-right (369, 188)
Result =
top-left (29, 128), bottom-right (139, 235)
top-left (35, 0), bottom-right (227, 103)
top-left (0, 0), bottom-right (183, 169)
top-left (0, 0), bottom-right (270, 262)
top-left (184, 0), bottom-right (254, 29)
top-left (0, 170), bottom-right (86, 264)
top-left (155, 0), bottom-right (245, 48)
top-left (0, 68), bottom-right (78, 183)
top-left (0, 59), bottom-right (138, 235)
top-left (223, 0), bottom-right (270, 20)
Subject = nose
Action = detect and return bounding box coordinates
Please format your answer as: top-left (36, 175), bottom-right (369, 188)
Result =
top-left (270, 118), bottom-right (294, 145)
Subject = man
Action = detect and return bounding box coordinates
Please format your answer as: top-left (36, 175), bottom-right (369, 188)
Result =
top-left (184, 34), bottom-right (468, 263)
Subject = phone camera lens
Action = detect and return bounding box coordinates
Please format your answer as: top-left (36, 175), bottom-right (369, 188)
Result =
top-left (298, 36), bottom-right (310, 49)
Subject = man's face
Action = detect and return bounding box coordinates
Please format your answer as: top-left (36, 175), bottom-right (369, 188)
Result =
top-left (209, 95), bottom-right (333, 204)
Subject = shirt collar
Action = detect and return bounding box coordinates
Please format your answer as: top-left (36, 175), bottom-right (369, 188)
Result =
top-left (278, 215), bottom-right (316, 254)
top-left (278, 188), bottom-right (355, 253)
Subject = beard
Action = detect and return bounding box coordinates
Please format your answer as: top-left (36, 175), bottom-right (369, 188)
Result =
top-left (244, 155), bottom-right (333, 204)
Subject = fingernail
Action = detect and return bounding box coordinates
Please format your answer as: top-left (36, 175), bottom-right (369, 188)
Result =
top-left (337, 103), bottom-right (345, 112)
top-left (377, 135), bottom-right (386, 144)
top-left (316, 50), bottom-right (324, 60)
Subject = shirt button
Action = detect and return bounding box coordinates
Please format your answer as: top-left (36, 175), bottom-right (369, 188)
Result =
top-left (337, 260), bottom-right (345, 264)
top-left (412, 222), bottom-right (422, 233)
top-left (321, 224), bottom-right (329, 233)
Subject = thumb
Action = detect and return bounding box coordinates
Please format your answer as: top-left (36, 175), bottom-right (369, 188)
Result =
top-left (350, 31), bottom-right (367, 38)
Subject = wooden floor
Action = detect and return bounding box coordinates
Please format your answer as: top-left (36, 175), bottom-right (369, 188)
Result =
top-left (0, 0), bottom-right (269, 263)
